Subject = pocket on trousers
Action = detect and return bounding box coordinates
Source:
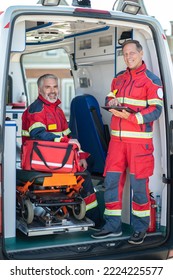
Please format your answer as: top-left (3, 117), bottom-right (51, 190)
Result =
top-left (135, 154), bottom-right (154, 179)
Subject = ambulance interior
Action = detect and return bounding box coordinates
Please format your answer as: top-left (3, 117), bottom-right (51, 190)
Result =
top-left (3, 13), bottom-right (168, 259)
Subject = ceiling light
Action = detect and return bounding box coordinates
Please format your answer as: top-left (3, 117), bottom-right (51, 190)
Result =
top-left (121, 1), bottom-right (141, 15)
top-left (72, 0), bottom-right (91, 7)
top-left (41, 0), bottom-right (61, 6)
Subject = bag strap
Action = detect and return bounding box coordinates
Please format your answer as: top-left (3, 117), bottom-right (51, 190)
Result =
top-left (32, 142), bottom-right (73, 171)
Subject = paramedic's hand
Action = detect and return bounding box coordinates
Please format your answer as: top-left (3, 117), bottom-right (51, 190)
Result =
top-left (79, 159), bottom-right (88, 170)
top-left (109, 109), bottom-right (130, 119)
top-left (69, 139), bottom-right (81, 150)
top-left (108, 98), bottom-right (121, 106)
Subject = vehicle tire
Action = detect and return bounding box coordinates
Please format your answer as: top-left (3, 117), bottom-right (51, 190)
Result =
top-left (72, 199), bottom-right (86, 220)
top-left (22, 199), bottom-right (34, 224)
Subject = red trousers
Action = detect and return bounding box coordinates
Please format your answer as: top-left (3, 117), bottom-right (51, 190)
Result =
top-left (103, 139), bottom-right (154, 232)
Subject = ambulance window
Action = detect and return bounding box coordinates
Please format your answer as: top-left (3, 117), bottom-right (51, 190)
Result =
top-left (79, 39), bottom-right (91, 50)
top-left (99, 35), bottom-right (113, 47)
top-left (22, 48), bottom-right (75, 119)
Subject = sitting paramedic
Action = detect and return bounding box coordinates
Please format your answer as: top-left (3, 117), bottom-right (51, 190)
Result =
top-left (91, 40), bottom-right (163, 244)
top-left (21, 73), bottom-right (101, 227)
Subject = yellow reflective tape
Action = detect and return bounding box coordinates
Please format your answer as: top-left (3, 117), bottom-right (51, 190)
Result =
top-left (148, 99), bottom-right (163, 106)
top-left (52, 132), bottom-right (63, 136)
top-left (111, 130), bottom-right (153, 139)
top-left (86, 200), bottom-right (98, 211)
top-left (51, 128), bottom-right (71, 137)
top-left (117, 97), bottom-right (147, 107)
top-left (28, 123), bottom-right (71, 136)
top-left (132, 209), bottom-right (150, 217)
top-left (136, 112), bottom-right (143, 124)
top-left (29, 122), bottom-right (46, 132)
top-left (117, 97), bottom-right (163, 108)
top-left (21, 130), bottom-right (30, 137)
top-left (63, 128), bottom-right (71, 136)
top-left (48, 124), bottom-right (57, 130)
top-left (54, 137), bottom-right (61, 142)
top-left (104, 209), bottom-right (122, 216)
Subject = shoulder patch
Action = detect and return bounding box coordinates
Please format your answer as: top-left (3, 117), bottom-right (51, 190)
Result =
top-left (146, 69), bottom-right (162, 86)
top-left (29, 99), bottom-right (43, 113)
top-left (157, 88), bottom-right (163, 98)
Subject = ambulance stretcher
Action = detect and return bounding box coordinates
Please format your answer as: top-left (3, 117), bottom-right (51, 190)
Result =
top-left (16, 169), bottom-right (94, 236)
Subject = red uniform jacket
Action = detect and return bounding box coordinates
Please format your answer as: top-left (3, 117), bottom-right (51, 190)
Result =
top-left (22, 94), bottom-right (70, 145)
top-left (105, 62), bottom-right (163, 144)
top-left (21, 94), bottom-right (89, 160)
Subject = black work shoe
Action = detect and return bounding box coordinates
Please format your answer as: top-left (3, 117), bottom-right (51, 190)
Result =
top-left (89, 222), bottom-right (105, 232)
top-left (91, 229), bottom-right (122, 239)
top-left (89, 226), bottom-right (102, 232)
top-left (128, 231), bottom-right (146, 245)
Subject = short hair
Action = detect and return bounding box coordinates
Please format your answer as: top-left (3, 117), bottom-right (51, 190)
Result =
top-left (122, 40), bottom-right (143, 52)
top-left (37, 74), bottom-right (58, 88)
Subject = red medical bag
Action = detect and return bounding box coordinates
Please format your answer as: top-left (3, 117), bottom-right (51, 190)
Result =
top-left (21, 140), bottom-right (81, 173)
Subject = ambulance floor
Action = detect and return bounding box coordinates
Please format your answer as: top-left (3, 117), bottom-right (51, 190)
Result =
top-left (4, 223), bottom-right (164, 259)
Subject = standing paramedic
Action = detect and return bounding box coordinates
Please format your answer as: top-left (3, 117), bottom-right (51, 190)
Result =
top-left (91, 40), bottom-right (163, 244)
top-left (21, 73), bottom-right (101, 228)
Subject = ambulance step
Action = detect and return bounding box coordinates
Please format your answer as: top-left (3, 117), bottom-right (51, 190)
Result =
top-left (16, 217), bottom-right (94, 237)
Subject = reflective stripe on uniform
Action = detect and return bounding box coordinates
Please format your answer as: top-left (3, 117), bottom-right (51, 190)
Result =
top-left (111, 130), bottom-right (153, 139)
top-left (27, 124), bottom-right (71, 137)
top-left (21, 130), bottom-right (30, 137)
top-left (117, 97), bottom-right (147, 107)
top-left (104, 208), bottom-right (122, 216)
top-left (52, 131), bottom-right (66, 137)
top-left (107, 92), bottom-right (116, 98)
top-left (29, 122), bottom-right (46, 132)
top-left (148, 99), bottom-right (163, 106)
top-left (54, 137), bottom-right (62, 142)
top-left (84, 193), bottom-right (98, 211)
top-left (117, 97), bottom-right (163, 108)
top-left (52, 128), bottom-right (71, 138)
top-left (61, 128), bottom-right (71, 136)
top-left (136, 112), bottom-right (144, 124)
top-left (132, 209), bottom-right (150, 217)
top-left (86, 200), bottom-right (98, 211)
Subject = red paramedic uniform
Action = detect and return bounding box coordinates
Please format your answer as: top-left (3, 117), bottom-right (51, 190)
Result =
top-left (21, 94), bottom-right (101, 226)
top-left (103, 62), bottom-right (163, 233)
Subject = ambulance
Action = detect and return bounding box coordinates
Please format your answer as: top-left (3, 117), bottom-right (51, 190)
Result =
top-left (0, 0), bottom-right (173, 260)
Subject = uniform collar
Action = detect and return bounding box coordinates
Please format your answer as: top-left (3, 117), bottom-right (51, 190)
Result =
top-left (126, 61), bottom-right (146, 77)
top-left (38, 94), bottom-right (61, 106)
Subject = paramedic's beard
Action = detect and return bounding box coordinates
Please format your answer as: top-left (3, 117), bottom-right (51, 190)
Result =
top-left (46, 93), bottom-right (58, 103)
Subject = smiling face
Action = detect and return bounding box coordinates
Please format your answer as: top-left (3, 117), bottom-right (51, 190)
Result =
top-left (122, 42), bottom-right (143, 70)
top-left (38, 77), bottom-right (59, 103)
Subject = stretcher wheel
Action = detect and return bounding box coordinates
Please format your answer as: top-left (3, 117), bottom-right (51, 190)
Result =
top-left (22, 199), bottom-right (34, 224)
top-left (72, 199), bottom-right (86, 220)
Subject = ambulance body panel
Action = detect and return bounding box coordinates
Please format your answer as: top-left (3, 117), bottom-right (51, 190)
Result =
top-left (0, 3), bottom-right (173, 260)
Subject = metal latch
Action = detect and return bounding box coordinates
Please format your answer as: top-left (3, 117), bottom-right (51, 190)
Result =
top-left (162, 174), bottom-right (173, 184)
